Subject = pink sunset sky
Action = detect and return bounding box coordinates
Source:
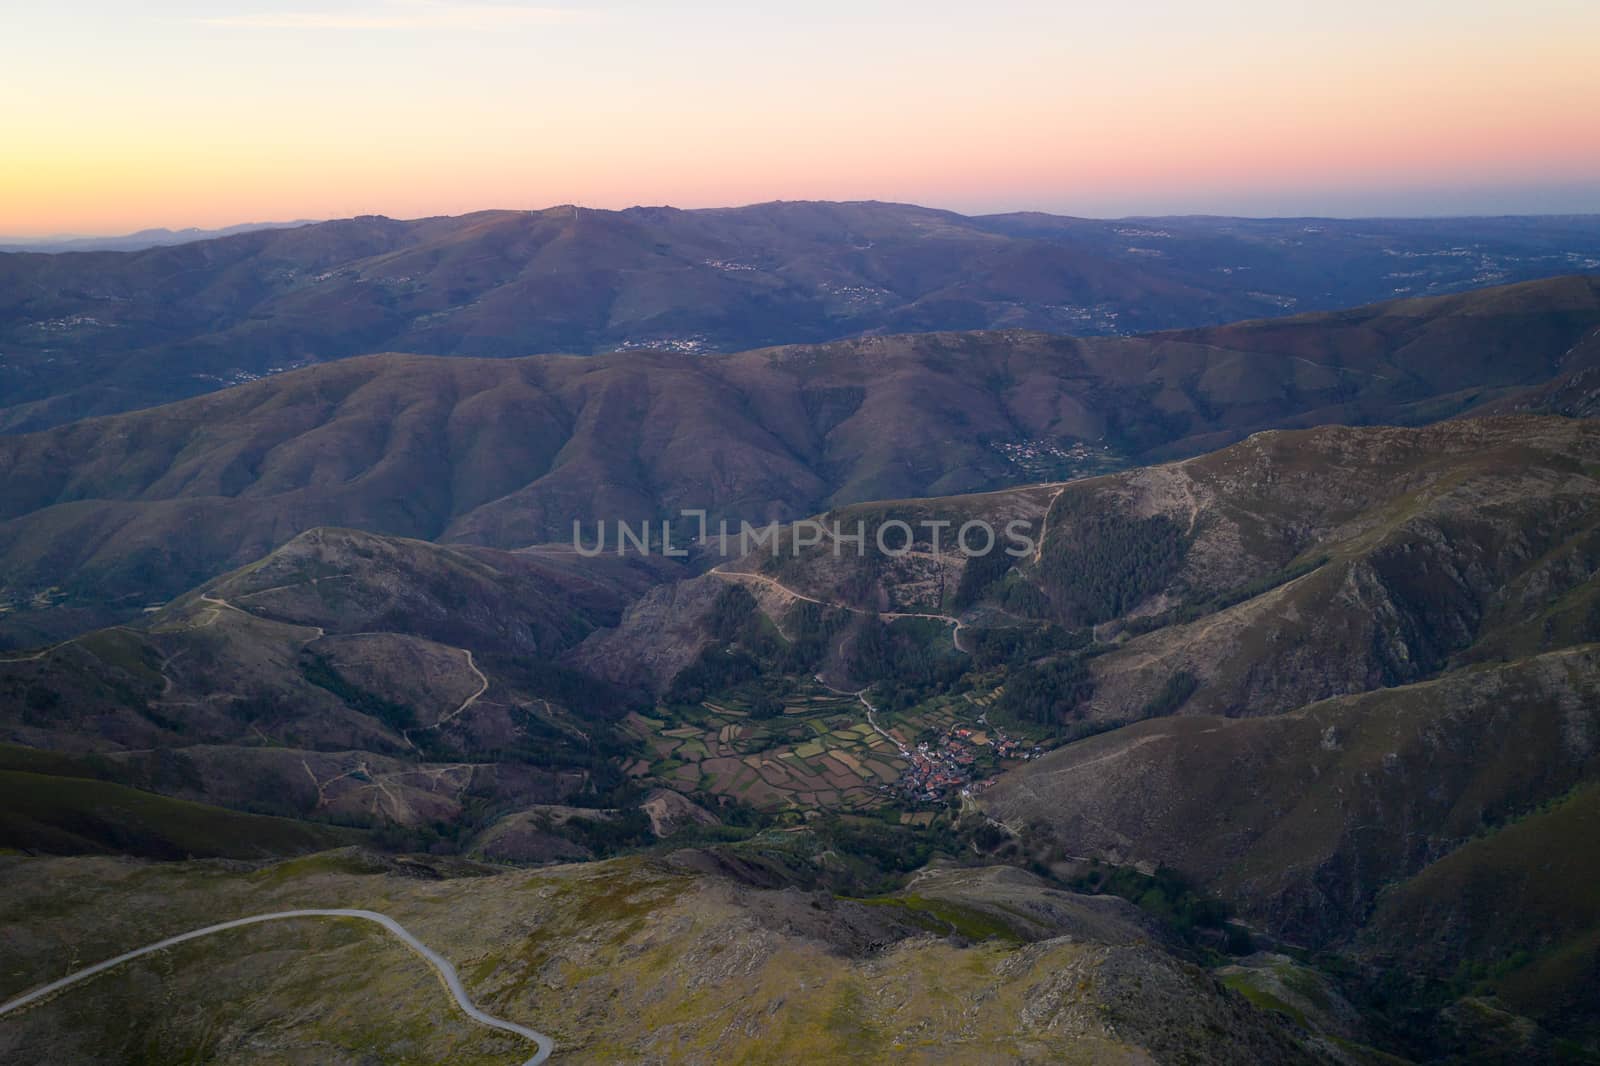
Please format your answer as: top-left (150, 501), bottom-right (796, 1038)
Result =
top-left (4, 0), bottom-right (1598, 236)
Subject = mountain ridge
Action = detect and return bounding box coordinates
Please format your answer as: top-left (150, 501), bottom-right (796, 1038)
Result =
top-left (5, 200), bottom-right (1600, 431)
top-left (3, 275), bottom-right (1598, 643)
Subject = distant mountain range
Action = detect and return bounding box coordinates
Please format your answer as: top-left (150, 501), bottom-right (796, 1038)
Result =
top-left (3, 201), bottom-right (1599, 431)
top-left (0, 221), bottom-right (316, 254)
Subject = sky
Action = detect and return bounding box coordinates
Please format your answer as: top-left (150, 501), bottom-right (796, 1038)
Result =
top-left (3, 0), bottom-right (1599, 236)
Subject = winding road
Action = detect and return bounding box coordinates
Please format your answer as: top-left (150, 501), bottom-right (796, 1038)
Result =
top-left (711, 569), bottom-right (970, 654)
top-left (855, 689), bottom-right (911, 758)
top-left (0, 909), bottom-right (554, 1065)
top-left (814, 675), bottom-right (912, 759)
top-left (0, 646), bottom-right (57, 663)
top-left (439, 648), bottom-right (490, 726)
top-left (718, 564), bottom-right (973, 756)
top-left (1035, 486), bottom-right (1066, 563)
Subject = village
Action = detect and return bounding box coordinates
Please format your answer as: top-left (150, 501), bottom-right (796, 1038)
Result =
top-left (990, 436), bottom-right (1123, 481)
top-left (893, 718), bottom-right (1041, 804)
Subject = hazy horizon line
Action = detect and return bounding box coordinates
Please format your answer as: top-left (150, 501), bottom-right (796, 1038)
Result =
top-left (8, 198), bottom-right (1600, 246)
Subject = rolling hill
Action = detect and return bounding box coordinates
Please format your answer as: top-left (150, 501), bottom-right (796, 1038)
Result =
top-left (3, 202), bottom-right (1599, 430)
top-left (3, 275), bottom-right (1599, 643)
top-left (0, 528), bottom-right (678, 846)
top-left (587, 413), bottom-right (1600, 717)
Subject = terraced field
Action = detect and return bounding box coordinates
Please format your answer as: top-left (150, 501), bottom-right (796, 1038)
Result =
top-left (624, 685), bottom-right (1019, 812)
top-left (625, 688), bottom-right (901, 810)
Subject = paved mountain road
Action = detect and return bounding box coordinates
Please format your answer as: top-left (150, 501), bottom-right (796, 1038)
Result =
top-left (0, 908), bottom-right (554, 1064)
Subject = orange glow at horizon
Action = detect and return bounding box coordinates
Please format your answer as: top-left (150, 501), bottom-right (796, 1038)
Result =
top-left (3, 2), bottom-right (1598, 235)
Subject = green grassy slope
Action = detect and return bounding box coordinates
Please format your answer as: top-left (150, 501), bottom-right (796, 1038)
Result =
top-left (1362, 782), bottom-right (1600, 1036)
top-left (0, 849), bottom-right (1322, 1065)
top-left (0, 769), bottom-right (361, 859)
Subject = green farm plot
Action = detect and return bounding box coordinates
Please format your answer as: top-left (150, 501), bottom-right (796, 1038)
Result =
top-left (638, 682), bottom-right (995, 813)
top-left (637, 681), bottom-right (903, 810)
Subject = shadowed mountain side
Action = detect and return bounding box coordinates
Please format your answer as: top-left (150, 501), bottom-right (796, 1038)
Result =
top-left (4, 277), bottom-right (1600, 638)
top-left (1052, 416), bottom-right (1600, 724)
top-left (1357, 781), bottom-right (1600, 1042)
top-left (197, 527), bottom-right (681, 656)
top-left (980, 646), bottom-right (1600, 946)
top-left (0, 528), bottom-right (667, 830)
top-left (658, 416), bottom-right (1600, 731)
